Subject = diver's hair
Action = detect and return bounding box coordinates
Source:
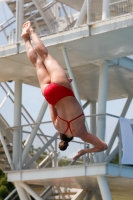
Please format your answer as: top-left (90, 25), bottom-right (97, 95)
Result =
top-left (58, 133), bottom-right (73, 151)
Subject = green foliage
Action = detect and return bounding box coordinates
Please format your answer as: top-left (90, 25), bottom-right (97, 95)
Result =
top-left (0, 169), bottom-right (19, 200)
top-left (0, 185), bottom-right (8, 200)
top-left (110, 154), bottom-right (119, 164)
top-left (58, 157), bottom-right (71, 166)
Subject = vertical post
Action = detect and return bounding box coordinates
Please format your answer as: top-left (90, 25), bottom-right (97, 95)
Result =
top-left (61, 47), bottom-right (81, 104)
top-left (13, 80), bottom-right (22, 170)
top-left (97, 62), bottom-right (108, 162)
top-left (54, 2), bottom-right (58, 19)
top-left (102, 0), bottom-right (111, 20)
top-left (90, 101), bottom-right (96, 135)
top-left (89, 101), bottom-right (96, 163)
top-left (55, 138), bottom-right (58, 167)
top-left (16, 0), bottom-right (24, 42)
top-left (97, 176), bottom-right (112, 200)
top-left (87, 0), bottom-right (91, 24)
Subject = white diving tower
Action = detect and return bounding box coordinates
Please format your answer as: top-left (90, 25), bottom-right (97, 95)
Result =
top-left (0, 0), bottom-right (133, 199)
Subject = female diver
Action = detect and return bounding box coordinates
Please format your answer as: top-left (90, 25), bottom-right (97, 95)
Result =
top-left (21, 21), bottom-right (108, 160)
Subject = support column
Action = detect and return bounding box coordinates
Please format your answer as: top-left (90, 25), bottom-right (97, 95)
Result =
top-left (13, 80), bottom-right (22, 170)
top-left (19, 182), bottom-right (43, 200)
top-left (16, 0), bottom-right (24, 42)
top-left (21, 100), bottom-right (48, 166)
top-left (102, 0), bottom-right (111, 20)
top-left (62, 47), bottom-right (81, 104)
top-left (15, 183), bottom-right (29, 200)
top-left (87, 0), bottom-right (92, 24)
top-left (97, 176), bottom-right (112, 200)
top-left (97, 62), bottom-right (108, 162)
top-left (90, 101), bottom-right (96, 135)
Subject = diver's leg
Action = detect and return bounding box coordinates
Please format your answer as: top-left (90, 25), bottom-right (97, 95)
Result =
top-left (21, 24), bottom-right (50, 94)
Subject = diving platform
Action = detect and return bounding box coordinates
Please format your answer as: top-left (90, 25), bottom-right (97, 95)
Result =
top-left (1, 14), bottom-right (133, 101)
top-left (7, 163), bottom-right (133, 200)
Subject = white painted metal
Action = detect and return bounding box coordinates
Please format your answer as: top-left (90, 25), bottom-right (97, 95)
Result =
top-left (13, 80), bottom-right (22, 170)
top-left (60, 3), bottom-right (71, 26)
top-left (71, 189), bottom-right (86, 200)
top-left (61, 47), bottom-right (81, 103)
top-left (96, 62), bottom-right (108, 162)
top-left (23, 133), bottom-right (58, 169)
top-left (33, 18), bottom-right (41, 35)
top-left (74, 0), bottom-right (87, 27)
top-left (32, 0), bottom-right (53, 31)
top-left (16, 0), bottom-right (24, 42)
top-left (90, 101), bottom-right (96, 136)
top-left (15, 182), bottom-right (29, 200)
top-left (97, 176), bottom-right (112, 200)
top-left (109, 0), bottom-right (126, 5)
top-left (87, 0), bottom-right (91, 24)
top-left (102, 0), bottom-right (111, 20)
top-left (21, 100), bottom-right (48, 166)
top-left (0, 91), bottom-right (10, 108)
top-left (19, 182), bottom-right (43, 200)
top-left (0, 131), bottom-right (14, 170)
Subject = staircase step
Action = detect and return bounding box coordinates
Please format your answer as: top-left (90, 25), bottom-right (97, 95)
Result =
top-left (53, 189), bottom-right (78, 195)
top-left (47, 195), bottom-right (74, 200)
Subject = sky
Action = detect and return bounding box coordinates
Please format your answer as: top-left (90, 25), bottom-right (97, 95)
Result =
top-left (0, 2), bottom-right (133, 160)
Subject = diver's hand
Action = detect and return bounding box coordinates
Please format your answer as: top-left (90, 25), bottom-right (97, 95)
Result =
top-left (73, 149), bottom-right (87, 160)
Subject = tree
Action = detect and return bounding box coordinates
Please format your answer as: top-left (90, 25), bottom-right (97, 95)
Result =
top-left (0, 169), bottom-right (19, 200)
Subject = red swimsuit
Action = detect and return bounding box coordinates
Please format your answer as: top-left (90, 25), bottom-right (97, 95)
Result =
top-left (44, 83), bottom-right (75, 106)
top-left (57, 113), bottom-right (84, 136)
top-left (44, 83), bottom-right (84, 135)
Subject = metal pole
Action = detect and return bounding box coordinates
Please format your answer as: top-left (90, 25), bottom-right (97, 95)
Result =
top-left (21, 100), bottom-right (48, 166)
top-left (32, 0), bottom-right (53, 31)
top-left (13, 80), bottom-right (22, 170)
top-left (87, 0), bottom-right (92, 24)
top-left (97, 176), bottom-right (112, 200)
top-left (60, 3), bottom-right (71, 26)
top-left (97, 62), bottom-right (108, 162)
top-left (16, 0), bottom-right (24, 42)
top-left (74, 0), bottom-right (87, 27)
top-left (61, 47), bottom-right (81, 104)
top-left (15, 183), bottom-right (29, 200)
top-left (0, 131), bottom-right (14, 170)
top-left (90, 101), bottom-right (96, 135)
top-left (102, 0), bottom-right (111, 20)
top-left (4, 189), bottom-right (17, 200)
top-left (19, 182), bottom-right (43, 200)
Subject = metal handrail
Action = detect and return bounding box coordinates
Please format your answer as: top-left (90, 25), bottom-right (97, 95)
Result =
top-left (1, 83), bottom-right (54, 151)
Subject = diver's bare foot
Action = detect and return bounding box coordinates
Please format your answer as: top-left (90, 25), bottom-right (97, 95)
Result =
top-left (21, 21), bottom-right (33, 40)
